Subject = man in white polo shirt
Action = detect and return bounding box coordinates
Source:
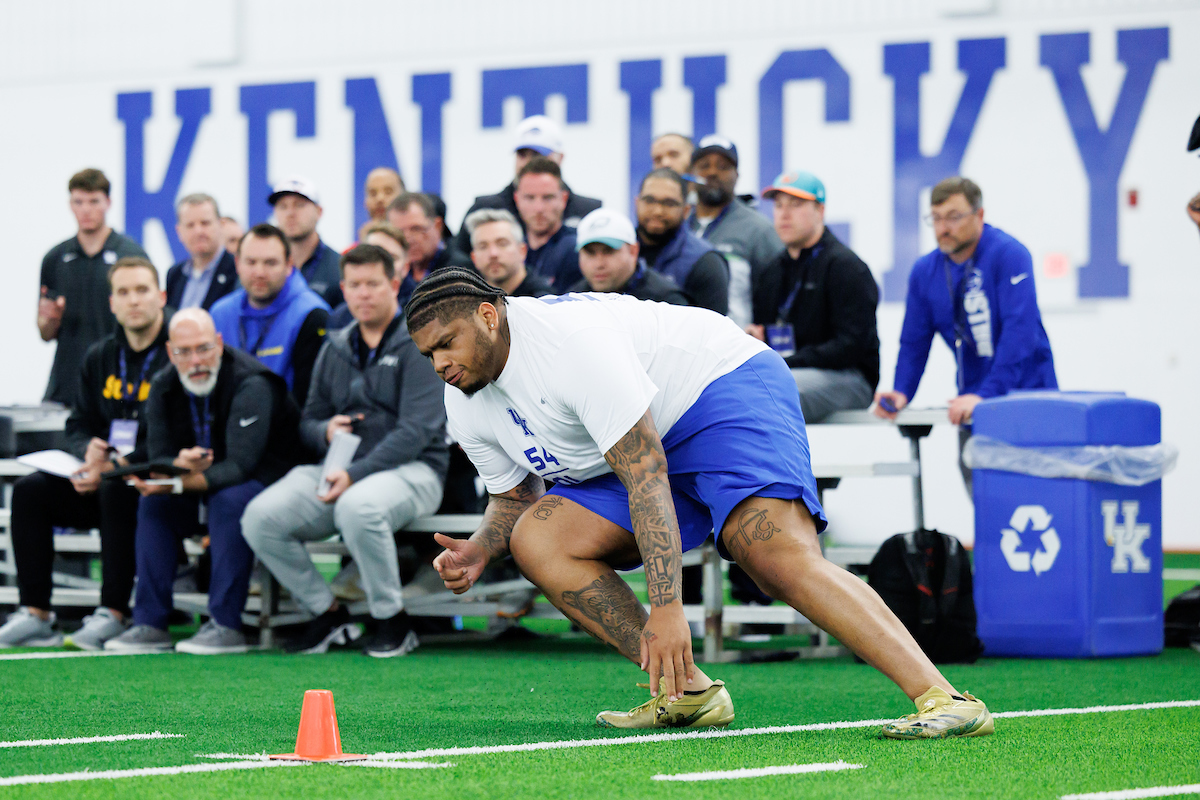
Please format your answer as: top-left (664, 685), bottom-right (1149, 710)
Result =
top-left (402, 268), bottom-right (994, 740)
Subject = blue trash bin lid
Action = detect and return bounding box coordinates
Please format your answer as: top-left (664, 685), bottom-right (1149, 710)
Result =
top-left (972, 391), bottom-right (1160, 447)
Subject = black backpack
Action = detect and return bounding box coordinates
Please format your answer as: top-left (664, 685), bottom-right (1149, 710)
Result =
top-left (1164, 584), bottom-right (1200, 647)
top-left (868, 529), bottom-right (984, 663)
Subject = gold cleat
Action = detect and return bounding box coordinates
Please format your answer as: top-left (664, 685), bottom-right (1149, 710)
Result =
top-left (881, 686), bottom-right (994, 740)
top-left (596, 680), bottom-right (735, 729)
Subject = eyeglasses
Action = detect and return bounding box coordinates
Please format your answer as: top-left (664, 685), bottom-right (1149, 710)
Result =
top-left (171, 342), bottom-right (218, 359)
top-left (638, 196), bottom-right (684, 210)
top-left (923, 212), bottom-right (975, 227)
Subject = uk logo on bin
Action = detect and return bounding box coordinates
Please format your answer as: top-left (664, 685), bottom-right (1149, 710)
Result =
top-left (1000, 505), bottom-right (1060, 575)
top-left (1102, 500), bottom-right (1151, 574)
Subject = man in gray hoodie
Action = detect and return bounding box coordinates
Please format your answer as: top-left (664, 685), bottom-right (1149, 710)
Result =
top-left (241, 244), bottom-right (448, 658)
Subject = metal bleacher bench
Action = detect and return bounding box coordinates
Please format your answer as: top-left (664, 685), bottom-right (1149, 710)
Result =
top-left (0, 408), bottom-right (948, 661)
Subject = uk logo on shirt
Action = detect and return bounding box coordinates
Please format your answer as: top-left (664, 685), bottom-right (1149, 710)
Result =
top-left (507, 408), bottom-right (534, 437)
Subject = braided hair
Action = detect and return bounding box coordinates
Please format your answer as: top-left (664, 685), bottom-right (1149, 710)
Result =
top-left (404, 267), bottom-right (507, 334)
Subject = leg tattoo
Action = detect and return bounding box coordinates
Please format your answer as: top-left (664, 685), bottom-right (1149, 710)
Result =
top-left (559, 573), bottom-right (649, 661)
top-left (723, 505), bottom-right (781, 563)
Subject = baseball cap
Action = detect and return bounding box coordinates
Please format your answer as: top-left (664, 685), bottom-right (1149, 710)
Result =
top-left (515, 115), bottom-right (564, 156)
top-left (267, 176), bottom-right (321, 206)
top-left (575, 208), bottom-right (637, 251)
top-left (762, 171), bottom-right (826, 204)
top-left (690, 134), bottom-right (738, 167)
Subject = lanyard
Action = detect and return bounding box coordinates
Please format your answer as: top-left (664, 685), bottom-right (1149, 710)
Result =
top-left (118, 346), bottom-right (157, 412)
top-left (188, 396), bottom-right (211, 449)
top-left (238, 311), bottom-right (281, 356)
top-left (777, 245), bottom-right (822, 321)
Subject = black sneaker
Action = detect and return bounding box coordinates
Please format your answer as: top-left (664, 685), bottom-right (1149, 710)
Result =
top-left (283, 605), bottom-right (362, 654)
top-left (362, 611), bottom-right (420, 658)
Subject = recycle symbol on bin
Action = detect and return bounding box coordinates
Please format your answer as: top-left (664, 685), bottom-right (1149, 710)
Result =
top-left (1000, 505), bottom-right (1061, 576)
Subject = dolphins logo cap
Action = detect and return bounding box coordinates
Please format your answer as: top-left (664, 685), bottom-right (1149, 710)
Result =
top-left (762, 171), bottom-right (825, 204)
top-left (268, 176), bottom-right (321, 206)
top-left (690, 134), bottom-right (738, 168)
top-left (515, 115), bottom-right (564, 156)
top-left (575, 208), bottom-right (638, 251)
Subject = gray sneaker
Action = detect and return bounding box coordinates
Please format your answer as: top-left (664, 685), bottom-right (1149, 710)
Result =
top-left (104, 624), bottom-right (174, 652)
top-left (175, 619), bottom-right (250, 655)
top-left (68, 608), bottom-right (129, 651)
top-left (0, 608), bottom-right (63, 648)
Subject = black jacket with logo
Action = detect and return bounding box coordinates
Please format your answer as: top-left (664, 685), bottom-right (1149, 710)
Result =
top-left (300, 315), bottom-right (448, 483)
top-left (64, 312), bottom-right (173, 464)
top-left (145, 347), bottom-right (302, 492)
top-left (751, 226), bottom-right (881, 390)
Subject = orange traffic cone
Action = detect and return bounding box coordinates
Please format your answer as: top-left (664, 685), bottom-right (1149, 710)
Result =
top-left (270, 690), bottom-right (367, 762)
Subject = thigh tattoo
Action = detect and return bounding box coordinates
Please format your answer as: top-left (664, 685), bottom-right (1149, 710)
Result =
top-left (723, 506), bottom-right (782, 562)
top-left (531, 495), bottom-right (563, 521)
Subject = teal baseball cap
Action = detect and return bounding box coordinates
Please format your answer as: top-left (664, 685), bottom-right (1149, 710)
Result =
top-left (762, 171), bottom-right (825, 204)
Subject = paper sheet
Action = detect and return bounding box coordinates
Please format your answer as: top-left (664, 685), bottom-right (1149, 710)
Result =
top-left (16, 450), bottom-right (85, 479)
top-left (318, 431), bottom-right (361, 495)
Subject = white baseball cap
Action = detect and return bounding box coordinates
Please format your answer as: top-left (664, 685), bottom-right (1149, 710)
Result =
top-left (267, 175), bottom-right (321, 206)
top-left (575, 208), bottom-right (637, 251)
top-left (514, 115), bottom-right (564, 155)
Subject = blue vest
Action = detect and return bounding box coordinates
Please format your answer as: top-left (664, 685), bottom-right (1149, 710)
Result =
top-left (210, 269), bottom-right (330, 391)
top-left (651, 225), bottom-right (718, 287)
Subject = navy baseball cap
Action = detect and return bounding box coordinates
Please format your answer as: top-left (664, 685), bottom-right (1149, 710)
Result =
top-left (690, 134), bottom-right (738, 167)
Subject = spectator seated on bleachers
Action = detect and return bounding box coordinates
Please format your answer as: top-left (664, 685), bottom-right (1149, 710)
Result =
top-left (569, 208), bottom-right (689, 305)
top-left (328, 222), bottom-right (415, 330)
top-left (105, 308), bottom-right (302, 655)
top-left (241, 244), bottom-right (448, 658)
top-left (749, 171), bottom-right (880, 423)
top-left (0, 257), bottom-right (170, 650)
top-left (209, 223), bottom-right (330, 409)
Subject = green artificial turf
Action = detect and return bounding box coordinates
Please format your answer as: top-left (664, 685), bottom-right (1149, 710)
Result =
top-left (0, 638), bottom-right (1197, 799)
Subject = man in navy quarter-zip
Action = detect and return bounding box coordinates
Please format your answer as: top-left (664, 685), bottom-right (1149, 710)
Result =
top-left (874, 177), bottom-right (1057, 488)
top-left (209, 223), bottom-right (330, 409)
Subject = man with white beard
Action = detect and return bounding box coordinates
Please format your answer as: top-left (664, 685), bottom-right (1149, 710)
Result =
top-left (105, 308), bottom-right (302, 654)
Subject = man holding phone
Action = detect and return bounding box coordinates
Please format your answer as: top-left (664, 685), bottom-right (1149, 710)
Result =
top-left (0, 258), bottom-right (169, 650)
top-left (38, 169), bottom-right (149, 407)
top-left (241, 244), bottom-right (447, 658)
top-left (104, 308), bottom-right (302, 654)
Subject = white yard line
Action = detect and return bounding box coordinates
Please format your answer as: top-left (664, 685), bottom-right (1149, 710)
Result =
top-left (1163, 569), bottom-right (1200, 581)
top-left (652, 761), bottom-right (863, 782)
top-left (198, 698), bottom-right (1200, 762)
top-left (0, 732), bottom-right (182, 749)
top-left (1061, 784), bottom-right (1200, 799)
top-left (0, 760), bottom-right (302, 787)
top-left (0, 650), bottom-right (170, 662)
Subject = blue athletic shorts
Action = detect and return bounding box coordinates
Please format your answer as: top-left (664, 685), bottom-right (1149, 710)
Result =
top-left (547, 350), bottom-right (826, 563)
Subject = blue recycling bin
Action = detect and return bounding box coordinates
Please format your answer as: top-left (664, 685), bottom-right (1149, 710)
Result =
top-left (971, 392), bottom-right (1163, 657)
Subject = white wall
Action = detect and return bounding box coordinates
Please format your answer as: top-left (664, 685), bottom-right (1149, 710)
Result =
top-left (1, 0), bottom-right (1196, 548)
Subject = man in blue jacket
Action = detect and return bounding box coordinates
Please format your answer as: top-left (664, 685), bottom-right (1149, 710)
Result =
top-left (875, 178), bottom-right (1056, 482)
top-left (209, 224), bottom-right (330, 408)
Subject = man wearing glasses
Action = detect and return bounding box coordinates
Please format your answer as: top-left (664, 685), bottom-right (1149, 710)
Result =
top-left (874, 177), bottom-right (1057, 484)
top-left (635, 168), bottom-right (729, 315)
top-left (105, 308), bottom-right (302, 654)
top-left (387, 192), bottom-right (470, 284)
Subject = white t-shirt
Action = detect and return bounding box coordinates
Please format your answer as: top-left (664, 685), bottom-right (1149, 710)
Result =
top-left (446, 294), bottom-right (769, 494)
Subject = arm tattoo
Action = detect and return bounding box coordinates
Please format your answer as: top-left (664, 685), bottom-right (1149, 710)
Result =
top-left (604, 411), bottom-right (682, 607)
top-left (472, 472), bottom-right (544, 562)
top-left (559, 573), bottom-right (649, 662)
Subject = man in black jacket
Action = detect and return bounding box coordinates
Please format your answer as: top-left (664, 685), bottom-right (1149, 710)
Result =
top-left (242, 245), bottom-right (448, 657)
top-left (0, 258), bottom-right (170, 650)
top-left (750, 171), bottom-right (879, 422)
top-left (164, 193), bottom-right (237, 310)
top-left (105, 308), bottom-right (301, 655)
top-left (569, 208), bottom-right (688, 305)
top-left (452, 115), bottom-right (601, 260)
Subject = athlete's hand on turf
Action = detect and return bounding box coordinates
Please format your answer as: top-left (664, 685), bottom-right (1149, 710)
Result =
top-left (640, 602), bottom-right (695, 702)
top-left (873, 390), bottom-right (908, 420)
top-left (948, 393), bottom-right (982, 425)
top-left (433, 533), bottom-right (488, 594)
